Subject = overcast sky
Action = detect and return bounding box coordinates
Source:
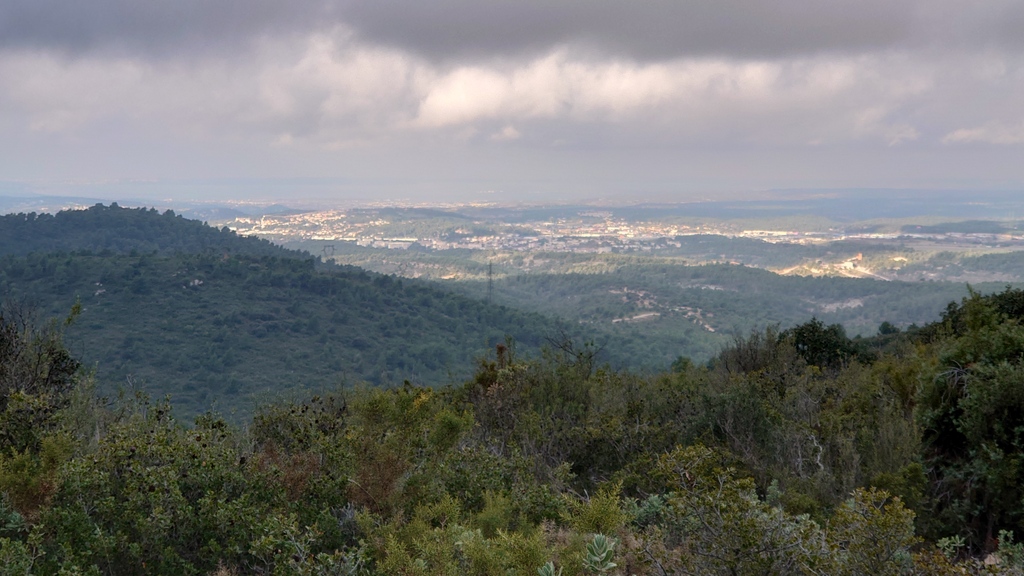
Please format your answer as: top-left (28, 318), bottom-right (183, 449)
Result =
top-left (1, 0), bottom-right (1022, 202)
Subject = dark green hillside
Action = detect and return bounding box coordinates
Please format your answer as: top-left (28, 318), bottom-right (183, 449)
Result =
top-left (459, 263), bottom-right (1002, 362)
top-left (0, 203), bottom-right (289, 258)
top-left (306, 238), bottom-right (1017, 364)
top-left (0, 205), bottom-right (577, 418)
top-left (900, 220), bottom-right (1011, 234)
top-left (957, 250), bottom-right (1024, 280)
top-left (503, 263), bottom-right (988, 329)
top-left (0, 251), bottom-right (558, 418)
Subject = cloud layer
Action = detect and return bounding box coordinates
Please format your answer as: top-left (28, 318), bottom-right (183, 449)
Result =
top-left (6, 0), bottom-right (1023, 59)
top-left (1, 1), bottom-right (1022, 197)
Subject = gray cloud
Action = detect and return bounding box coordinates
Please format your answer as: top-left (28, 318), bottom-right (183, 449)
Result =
top-left (3, 0), bottom-right (1023, 62)
top-left (340, 0), bottom-right (917, 61)
top-left (0, 0), bottom-right (336, 58)
top-left (1, 0), bottom-right (1022, 197)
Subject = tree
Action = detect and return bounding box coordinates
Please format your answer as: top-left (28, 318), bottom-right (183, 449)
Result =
top-left (784, 318), bottom-right (855, 372)
top-left (918, 289), bottom-right (1024, 548)
top-left (0, 302), bottom-right (81, 454)
top-left (0, 302), bottom-right (82, 527)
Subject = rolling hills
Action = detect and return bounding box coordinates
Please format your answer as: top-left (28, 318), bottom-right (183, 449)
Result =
top-left (2, 203), bottom-right (1017, 418)
top-left (0, 205), bottom-right (570, 417)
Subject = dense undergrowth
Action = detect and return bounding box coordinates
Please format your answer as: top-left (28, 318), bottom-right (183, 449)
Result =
top-left (3, 287), bottom-right (1024, 574)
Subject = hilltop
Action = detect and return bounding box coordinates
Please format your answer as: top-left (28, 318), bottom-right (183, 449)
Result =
top-left (0, 203), bottom-right (289, 258)
top-left (0, 205), bottom-right (568, 417)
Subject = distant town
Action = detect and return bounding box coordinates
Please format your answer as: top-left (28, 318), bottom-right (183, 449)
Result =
top-left (218, 207), bottom-right (1024, 255)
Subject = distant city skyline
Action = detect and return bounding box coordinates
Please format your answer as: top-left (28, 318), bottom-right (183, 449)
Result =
top-left (2, 1), bottom-right (1022, 201)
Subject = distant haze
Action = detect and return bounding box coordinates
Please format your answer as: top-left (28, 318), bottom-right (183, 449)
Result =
top-left (1, 1), bottom-right (1022, 202)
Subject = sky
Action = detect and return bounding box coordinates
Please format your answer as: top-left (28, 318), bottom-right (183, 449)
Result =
top-left (1, 0), bottom-right (1023, 203)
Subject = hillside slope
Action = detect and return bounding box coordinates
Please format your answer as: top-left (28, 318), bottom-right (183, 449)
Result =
top-left (0, 203), bottom-right (289, 257)
top-left (0, 206), bottom-right (567, 417)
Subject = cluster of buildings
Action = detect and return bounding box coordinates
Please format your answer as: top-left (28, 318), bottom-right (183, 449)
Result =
top-left (220, 208), bottom-right (1024, 255)
top-left (223, 209), bottom-right (722, 253)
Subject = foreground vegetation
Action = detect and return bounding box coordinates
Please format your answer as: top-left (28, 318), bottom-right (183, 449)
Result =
top-left (3, 285), bottom-right (1024, 574)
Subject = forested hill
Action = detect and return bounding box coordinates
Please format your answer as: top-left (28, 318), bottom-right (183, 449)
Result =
top-left (0, 203), bottom-right (290, 257)
top-left (0, 205), bottom-right (571, 417)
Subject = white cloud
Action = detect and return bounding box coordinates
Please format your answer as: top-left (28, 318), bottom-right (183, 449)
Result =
top-left (943, 123), bottom-right (1024, 145)
top-left (0, 28), bottom-right (1022, 186)
top-left (407, 50), bottom-right (946, 148)
top-left (491, 125), bottom-right (521, 141)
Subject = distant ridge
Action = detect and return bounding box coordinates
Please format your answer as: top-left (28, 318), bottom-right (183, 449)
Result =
top-left (0, 203), bottom-right (290, 258)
